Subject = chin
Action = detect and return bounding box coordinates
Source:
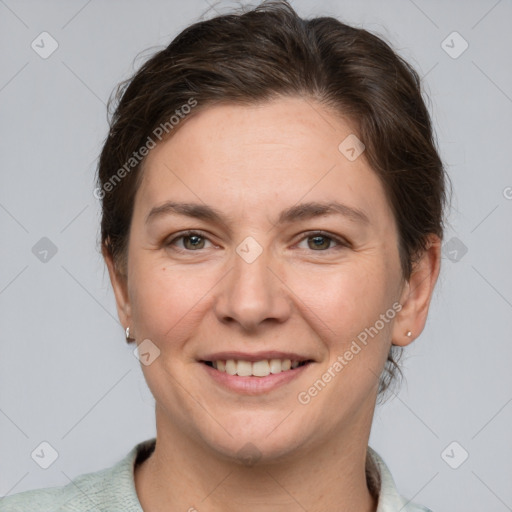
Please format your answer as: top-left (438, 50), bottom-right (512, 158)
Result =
top-left (194, 411), bottom-right (316, 466)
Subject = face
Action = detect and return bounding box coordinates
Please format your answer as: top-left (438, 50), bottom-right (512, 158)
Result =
top-left (109, 96), bottom-right (416, 461)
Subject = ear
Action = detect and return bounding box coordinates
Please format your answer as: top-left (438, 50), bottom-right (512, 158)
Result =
top-left (102, 243), bottom-right (132, 334)
top-left (392, 235), bottom-right (441, 347)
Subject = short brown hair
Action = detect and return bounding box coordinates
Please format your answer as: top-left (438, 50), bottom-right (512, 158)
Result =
top-left (97, 0), bottom-right (448, 400)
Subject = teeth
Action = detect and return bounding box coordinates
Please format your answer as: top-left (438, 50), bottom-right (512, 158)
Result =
top-left (236, 360), bottom-right (252, 377)
top-left (225, 359), bottom-right (237, 375)
top-left (269, 359), bottom-right (282, 374)
top-left (211, 358), bottom-right (303, 377)
top-left (252, 360), bottom-right (270, 377)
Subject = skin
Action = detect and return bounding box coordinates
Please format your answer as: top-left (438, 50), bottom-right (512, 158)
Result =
top-left (104, 96), bottom-right (441, 512)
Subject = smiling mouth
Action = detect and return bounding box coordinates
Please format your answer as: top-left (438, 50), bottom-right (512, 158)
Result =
top-left (202, 359), bottom-right (312, 377)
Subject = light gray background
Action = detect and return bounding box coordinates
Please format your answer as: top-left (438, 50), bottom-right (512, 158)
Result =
top-left (1, 0), bottom-right (511, 510)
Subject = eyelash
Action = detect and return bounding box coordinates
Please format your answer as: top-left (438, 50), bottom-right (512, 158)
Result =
top-left (165, 230), bottom-right (349, 254)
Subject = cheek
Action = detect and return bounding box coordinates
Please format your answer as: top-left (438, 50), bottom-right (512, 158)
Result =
top-left (128, 260), bottom-right (218, 346)
top-left (298, 267), bottom-right (396, 398)
top-left (288, 258), bottom-right (397, 397)
top-left (289, 260), bottom-right (392, 340)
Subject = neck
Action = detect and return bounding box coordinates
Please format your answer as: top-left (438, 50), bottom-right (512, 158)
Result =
top-left (135, 408), bottom-right (378, 512)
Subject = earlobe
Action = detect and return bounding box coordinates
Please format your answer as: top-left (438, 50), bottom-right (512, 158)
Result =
top-left (391, 235), bottom-right (441, 347)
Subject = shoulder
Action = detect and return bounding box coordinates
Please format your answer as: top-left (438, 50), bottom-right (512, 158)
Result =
top-left (0, 464), bottom-right (114, 512)
top-left (400, 500), bottom-right (433, 512)
top-left (0, 438), bottom-right (155, 512)
top-left (368, 446), bottom-right (434, 512)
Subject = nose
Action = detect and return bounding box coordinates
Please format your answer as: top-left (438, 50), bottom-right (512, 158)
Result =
top-left (213, 245), bottom-right (291, 332)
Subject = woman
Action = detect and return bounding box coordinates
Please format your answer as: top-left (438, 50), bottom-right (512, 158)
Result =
top-left (1, 1), bottom-right (446, 510)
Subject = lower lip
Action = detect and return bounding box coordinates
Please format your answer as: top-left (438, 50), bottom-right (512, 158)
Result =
top-left (201, 363), bottom-right (311, 394)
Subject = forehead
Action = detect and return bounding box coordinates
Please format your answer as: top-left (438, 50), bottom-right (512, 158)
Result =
top-left (136, 97), bottom-right (393, 229)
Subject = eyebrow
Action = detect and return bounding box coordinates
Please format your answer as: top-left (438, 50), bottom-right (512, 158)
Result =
top-left (145, 200), bottom-right (370, 226)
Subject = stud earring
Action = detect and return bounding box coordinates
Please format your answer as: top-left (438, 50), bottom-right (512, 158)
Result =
top-left (406, 330), bottom-right (412, 337)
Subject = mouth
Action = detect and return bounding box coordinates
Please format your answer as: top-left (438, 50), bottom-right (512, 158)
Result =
top-left (198, 352), bottom-right (315, 394)
top-left (201, 358), bottom-right (312, 377)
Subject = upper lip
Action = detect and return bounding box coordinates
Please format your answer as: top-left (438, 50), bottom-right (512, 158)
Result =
top-left (200, 351), bottom-right (313, 363)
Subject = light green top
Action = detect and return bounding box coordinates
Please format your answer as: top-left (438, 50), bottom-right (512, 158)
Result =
top-left (0, 438), bottom-right (432, 511)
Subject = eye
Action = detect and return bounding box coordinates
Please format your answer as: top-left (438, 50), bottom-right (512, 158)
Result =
top-left (296, 231), bottom-right (348, 251)
top-left (165, 230), bottom-right (349, 254)
top-left (166, 230), bottom-right (215, 252)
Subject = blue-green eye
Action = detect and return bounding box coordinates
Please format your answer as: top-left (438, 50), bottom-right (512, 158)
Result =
top-left (165, 230), bottom-right (348, 253)
top-left (296, 232), bottom-right (347, 251)
top-left (166, 231), bottom-right (213, 251)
